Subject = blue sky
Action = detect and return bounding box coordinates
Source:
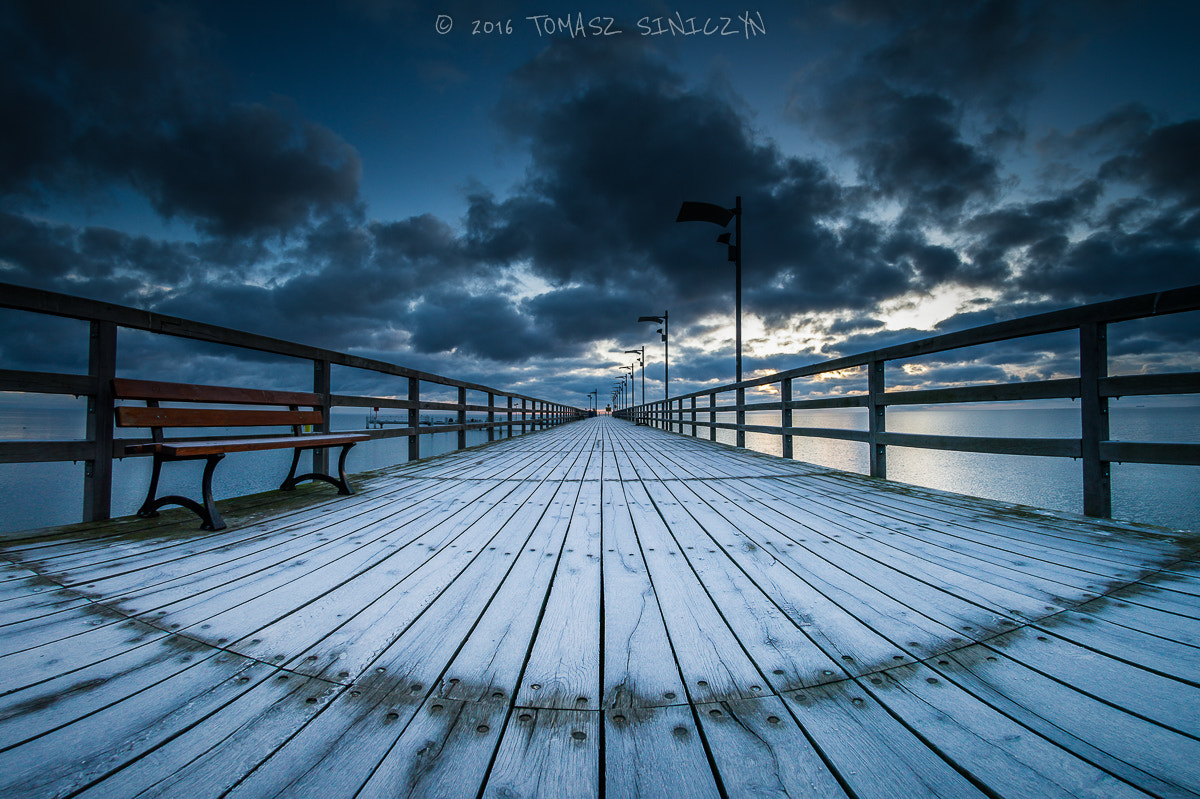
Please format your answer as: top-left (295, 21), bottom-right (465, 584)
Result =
top-left (2, 0), bottom-right (1199, 407)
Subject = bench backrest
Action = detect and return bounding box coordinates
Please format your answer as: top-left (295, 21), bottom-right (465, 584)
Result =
top-left (113, 378), bottom-right (325, 439)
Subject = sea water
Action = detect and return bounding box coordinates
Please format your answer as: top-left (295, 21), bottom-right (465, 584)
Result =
top-left (0, 403), bottom-right (502, 534)
top-left (692, 401), bottom-right (1198, 533)
top-left (1, 400), bottom-right (1197, 534)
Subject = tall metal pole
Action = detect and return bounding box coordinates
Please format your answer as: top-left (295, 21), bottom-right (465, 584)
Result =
top-left (734, 196), bottom-right (744, 448)
top-left (641, 346), bottom-right (645, 406)
top-left (734, 197), bottom-right (742, 385)
top-left (664, 310), bottom-right (669, 401)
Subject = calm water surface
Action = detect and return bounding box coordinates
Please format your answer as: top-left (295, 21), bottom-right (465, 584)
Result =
top-left (1, 402), bottom-right (1197, 534)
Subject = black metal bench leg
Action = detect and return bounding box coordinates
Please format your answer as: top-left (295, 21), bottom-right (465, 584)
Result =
top-left (281, 448), bottom-right (304, 491)
top-left (136, 454), bottom-right (166, 519)
top-left (335, 442), bottom-right (355, 495)
top-left (137, 454), bottom-right (227, 531)
top-left (280, 443), bottom-right (357, 495)
top-left (198, 454), bottom-right (226, 530)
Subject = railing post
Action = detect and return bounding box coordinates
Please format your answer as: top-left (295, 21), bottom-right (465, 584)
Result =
top-left (709, 392), bottom-right (716, 441)
top-left (507, 395), bottom-right (514, 438)
top-left (1080, 322), bottom-right (1112, 517)
top-left (690, 396), bottom-right (697, 436)
top-left (83, 320), bottom-right (116, 522)
top-left (736, 386), bottom-right (746, 448)
top-left (868, 357), bottom-right (886, 478)
top-left (408, 377), bottom-right (420, 461)
top-left (312, 358), bottom-right (331, 477)
top-left (487, 392), bottom-right (495, 441)
top-left (781, 378), bottom-right (793, 460)
top-left (457, 386), bottom-right (467, 450)
top-left (522, 398), bottom-right (528, 435)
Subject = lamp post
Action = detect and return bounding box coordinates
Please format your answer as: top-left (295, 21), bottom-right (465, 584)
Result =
top-left (677, 196), bottom-right (743, 446)
top-left (638, 312), bottom-right (668, 401)
top-left (624, 346), bottom-right (645, 407)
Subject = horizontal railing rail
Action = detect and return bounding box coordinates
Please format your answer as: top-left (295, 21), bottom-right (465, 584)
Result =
top-left (0, 282), bottom-right (586, 524)
top-left (616, 283), bottom-right (1200, 518)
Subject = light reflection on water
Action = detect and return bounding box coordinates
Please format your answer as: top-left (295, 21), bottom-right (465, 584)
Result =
top-left (697, 404), bottom-right (1199, 532)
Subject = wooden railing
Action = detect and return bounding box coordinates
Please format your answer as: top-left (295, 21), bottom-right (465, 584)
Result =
top-left (616, 284), bottom-right (1200, 518)
top-left (0, 283), bottom-right (586, 524)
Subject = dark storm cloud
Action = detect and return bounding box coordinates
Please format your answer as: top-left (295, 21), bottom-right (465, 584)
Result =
top-left (466, 35), bottom-right (937, 340)
top-left (1101, 119), bottom-right (1200, 209)
top-left (0, 211), bottom-right (207, 299)
top-left (963, 181), bottom-right (1101, 282)
top-left (0, 0), bottom-right (361, 237)
top-left (408, 290), bottom-right (541, 361)
top-left (850, 0), bottom-right (1075, 107)
top-left (811, 79), bottom-right (1002, 219)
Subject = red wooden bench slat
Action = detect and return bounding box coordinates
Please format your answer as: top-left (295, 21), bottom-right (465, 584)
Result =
top-left (113, 378), bottom-right (323, 407)
top-left (125, 433), bottom-right (369, 457)
top-left (116, 406), bottom-right (325, 429)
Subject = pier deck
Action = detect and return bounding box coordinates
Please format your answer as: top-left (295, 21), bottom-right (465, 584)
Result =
top-left (2, 416), bottom-right (1198, 798)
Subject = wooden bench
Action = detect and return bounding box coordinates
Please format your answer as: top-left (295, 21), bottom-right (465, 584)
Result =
top-left (114, 378), bottom-right (370, 531)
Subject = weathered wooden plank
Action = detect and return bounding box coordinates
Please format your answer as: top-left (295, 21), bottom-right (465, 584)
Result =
top-left (0, 616), bottom-right (168, 698)
top-left (696, 696), bottom-right (849, 798)
top-left (517, 478), bottom-right (602, 710)
top-left (690, 478), bottom-right (1056, 624)
top-left (1109, 580), bottom-right (1200, 619)
top-left (643, 479), bottom-right (850, 691)
top-left (1077, 594), bottom-right (1200, 648)
top-left (622, 479), bottom-right (770, 703)
top-left (70, 664), bottom-right (332, 798)
top-left (0, 645), bottom-right (271, 797)
top-left (727, 474), bottom-right (1123, 595)
top-left (0, 597), bottom-right (137, 660)
top-left (351, 697), bottom-right (508, 799)
top-left (795, 470), bottom-right (1172, 556)
top-left (48, 477), bottom-right (460, 595)
top-left (483, 708), bottom-right (600, 798)
top-left (601, 479), bottom-right (688, 708)
top-left (319, 480), bottom-right (571, 701)
top-left (604, 704), bottom-right (721, 799)
top-left (1034, 609), bottom-right (1200, 684)
top-left (785, 679), bottom-right (991, 799)
top-left (254, 480), bottom-right (557, 679)
top-left (213, 682), bottom-right (434, 797)
top-left (644, 478), bottom-right (968, 664)
top-left (944, 642), bottom-right (1200, 797)
top-left (440, 479), bottom-right (580, 704)
top-left (862, 662), bottom-right (1151, 799)
top-left (984, 626), bottom-right (1200, 736)
top-left (18, 474), bottom-right (443, 580)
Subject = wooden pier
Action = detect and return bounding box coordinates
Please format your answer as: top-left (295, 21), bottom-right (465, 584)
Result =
top-left (1, 416), bottom-right (1197, 798)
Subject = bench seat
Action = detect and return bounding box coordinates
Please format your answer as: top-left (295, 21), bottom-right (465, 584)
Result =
top-left (125, 433), bottom-right (369, 458)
